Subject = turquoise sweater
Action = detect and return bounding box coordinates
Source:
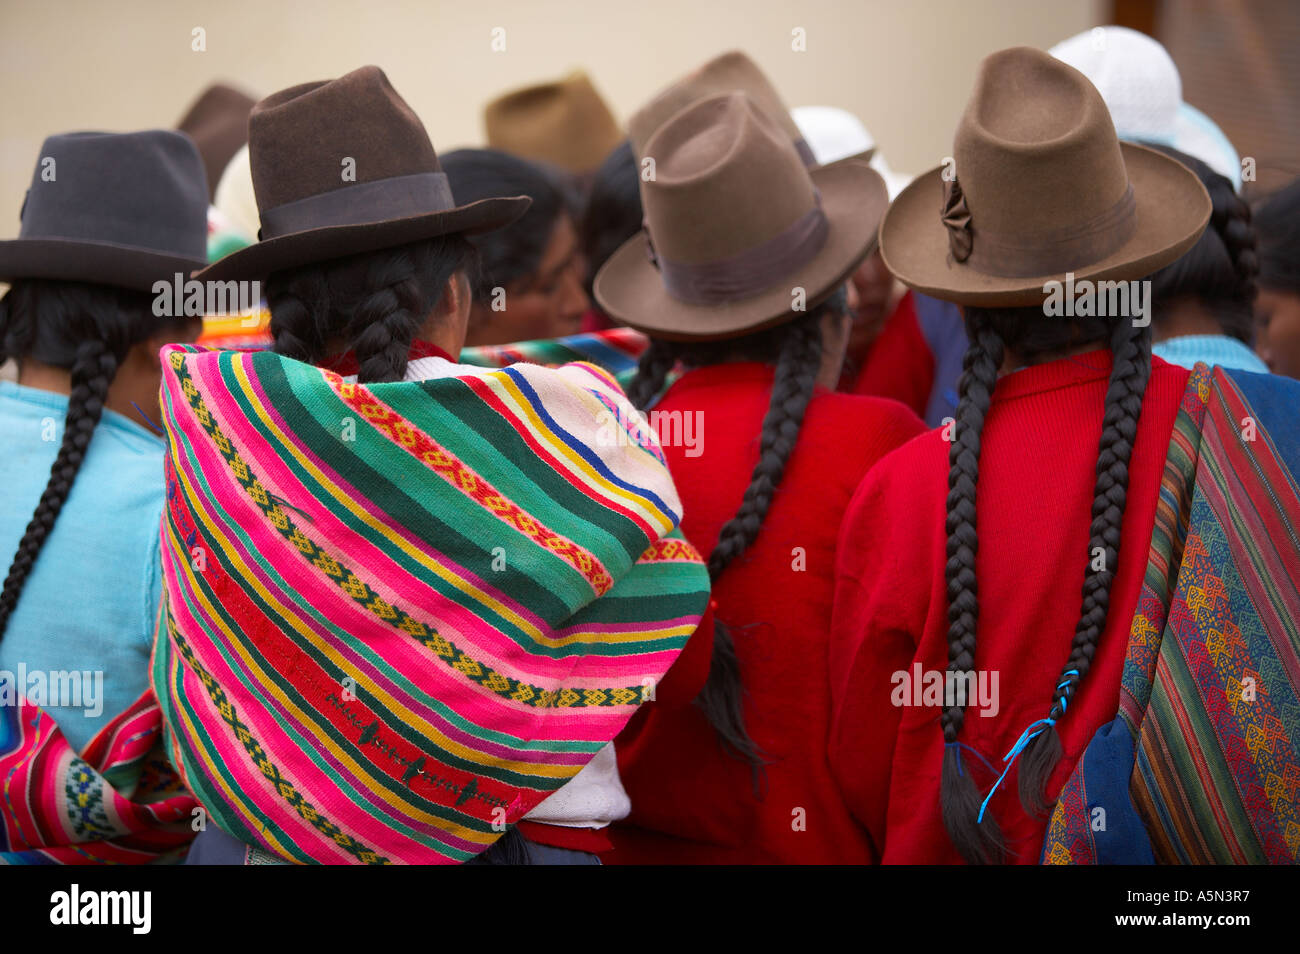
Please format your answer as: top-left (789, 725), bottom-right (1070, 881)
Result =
top-left (0, 380), bottom-right (166, 753)
top-left (1152, 334), bottom-right (1269, 374)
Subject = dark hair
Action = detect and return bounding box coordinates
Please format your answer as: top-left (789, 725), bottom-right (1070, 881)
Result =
top-left (440, 149), bottom-right (567, 303)
top-left (625, 289), bottom-right (846, 790)
top-left (1255, 177), bottom-right (1300, 296)
top-left (0, 279), bottom-right (182, 641)
top-left (1144, 143), bottom-right (1258, 343)
top-left (463, 826), bottom-right (532, 865)
top-left (940, 303), bottom-right (1151, 863)
top-left (266, 234), bottom-right (475, 383)
top-left (579, 140), bottom-right (642, 298)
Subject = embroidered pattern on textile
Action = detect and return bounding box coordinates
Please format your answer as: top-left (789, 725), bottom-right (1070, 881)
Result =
top-left (170, 352), bottom-right (651, 709)
top-left (1044, 365), bottom-right (1300, 864)
top-left (165, 613), bottom-right (389, 865)
top-left (325, 372), bottom-right (616, 596)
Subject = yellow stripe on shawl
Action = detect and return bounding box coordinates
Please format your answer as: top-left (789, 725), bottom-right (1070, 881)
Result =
top-left (229, 355), bottom-right (670, 648)
top-left (163, 449), bottom-right (576, 802)
top-left (478, 368), bottom-right (676, 536)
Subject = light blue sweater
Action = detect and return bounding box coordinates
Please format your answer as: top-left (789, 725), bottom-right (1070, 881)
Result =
top-left (0, 380), bottom-right (166, 753)
top-left (1152, 334), bottom-right (1270, 374)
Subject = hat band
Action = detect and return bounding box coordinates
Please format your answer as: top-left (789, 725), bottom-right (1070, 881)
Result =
top-left (651, 197), bottom-right (830, 306)
top-left (258, 172), bottom-right (455, 240)
top-left (965, 184), bottom-right (1138, 279)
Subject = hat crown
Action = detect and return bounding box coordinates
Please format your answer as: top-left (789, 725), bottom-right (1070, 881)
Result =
top-left (484, 71), bottom-right (622, 173)
top-left (628, 50), bottom-right (806, 160)
top-left (17, 130), bottom-right (208, 260)
top-left (1049, 26), bottom-right (1182, 140)
top-left (954, 47), bottom-right (1131, 244)
top-left (247, 65), bottom-right (443, 217)
top-left (641, 92), bottom-right (818, 266)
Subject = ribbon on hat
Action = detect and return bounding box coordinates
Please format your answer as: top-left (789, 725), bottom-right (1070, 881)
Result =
top-left (939, 174), bottom-right (1139, 279)
top-left (793, 137), bottom-right (818, 168)
top-left (942, 175), bottom-right (973, 263)
top-left (259, 172), bottom-right (457, 240)
top-left (647, 192), bottom-right (830, 306)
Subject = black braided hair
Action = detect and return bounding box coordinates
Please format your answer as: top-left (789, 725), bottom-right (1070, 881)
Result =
top-left (938, 307), bottom-right (1005, 865)
top-left (1255, 177), bottom-right (1300, 297)
top-left (938, 302), bottom-right (1152, 863)
top-left (579, 140), bottom-right (642, 299)
top-left (624, 338), bottom-right (677, 410)
top-left (0, 279), bottom-right (179, 642)
top-left (1016, 315), bottom-right (1152, 813)
top-left (1145, 143), bottom-right (1259, 343)
top-left (439, 149), bottom-right (566, 305)
top-left (463, 825), bottom-right (532, 865)
top-left (624, 289), bottom-right (845, 790)
top-left (266, 234), bottom-right (476, 383)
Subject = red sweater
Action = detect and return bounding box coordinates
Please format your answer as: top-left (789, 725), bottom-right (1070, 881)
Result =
top-left (829, 351), bottom-right (1190, 863)
top-left (849, 291), bottom-right (933, 415)
top-left (606, 362), bottom-right (925, 864)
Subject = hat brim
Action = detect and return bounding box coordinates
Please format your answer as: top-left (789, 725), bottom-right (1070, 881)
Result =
top-left (593, 160), bottom-right (888, 341)
top-left (195, 195), bottom-right (531, 283)
top-left (0, 239), bottom-right (207, 293)
top-left (816, 146), bottom-right (876, 169)
top-left (878, 141), bottom-right (1212, 307)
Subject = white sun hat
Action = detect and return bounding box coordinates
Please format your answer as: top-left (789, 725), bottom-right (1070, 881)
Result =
top-left (212, 143), bottom-right (259, 243)
top-left (1049, 25), bottom-right (1242, 189)
top-left (791, 105), bottom-right (913, 200)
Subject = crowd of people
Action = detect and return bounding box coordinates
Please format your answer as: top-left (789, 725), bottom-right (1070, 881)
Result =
top-left (1, 25), bottom-right (1298, 866)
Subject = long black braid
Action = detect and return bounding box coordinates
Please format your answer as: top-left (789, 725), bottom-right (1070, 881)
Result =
top-left (1016, 315), bottom-right (1152, 812)
top-left (267, 234), bottom-right (477, 383)
top-left (625, 290), bottom-right (843, 790)
top-left (938, 303), bottom-right (1152, 864)
top-left (464, 825), bottom-right (532, 865)
top-left (938, 307), bottom-right (1005, 864)
top-left (0, 279), bottom-right (180, 642)
top-left (1146, 144), bottom-right (1259, 344)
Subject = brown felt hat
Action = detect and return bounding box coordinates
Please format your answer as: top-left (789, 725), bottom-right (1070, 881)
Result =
top-left (594, 91), bottom-right (887, 341)
top-left (198, 66), bottom-right (530, 283)
top-left (879, 46), bottom-right (1211, 307)
top-left (484, 71), bottom-right (623, 174)
top-left (176, 83), bottom-right (257, 201)
top-left (627, 50), bottom-right (826, 166)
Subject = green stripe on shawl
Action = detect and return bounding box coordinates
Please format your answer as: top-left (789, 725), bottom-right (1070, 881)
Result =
top-left (164, 424), bottom-right (603, 765)
top-left (224, 354), bottom-right (580, 642)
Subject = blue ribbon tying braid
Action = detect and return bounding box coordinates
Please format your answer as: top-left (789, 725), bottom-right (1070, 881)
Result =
top-left (976, 670), bottom-right (1080, 823)
top-left (946, 741), bottom-right (997, 779)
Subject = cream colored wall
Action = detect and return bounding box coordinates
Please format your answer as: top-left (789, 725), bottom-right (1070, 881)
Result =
top-left (0, 0), bottom-right (1102, 237)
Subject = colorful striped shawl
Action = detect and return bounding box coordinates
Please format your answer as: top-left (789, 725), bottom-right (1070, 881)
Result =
top-left (153, 345), bottom-right (708, 864)
top-left (458, 328), bottom-right (649, 386)
top-left (0, 685), bottom-right (198, 864)
top-left (197, 307), bottom-right (650, 385)
top-left (1044, 364), bottom-right (1300, 864)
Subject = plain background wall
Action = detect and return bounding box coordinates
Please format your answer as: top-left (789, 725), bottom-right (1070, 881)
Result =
top-left (0, 0), bottom-right (1102, 236)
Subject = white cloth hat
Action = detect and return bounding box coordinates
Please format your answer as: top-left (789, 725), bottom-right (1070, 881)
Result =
top-left (791, 105), bottom-right (912, 200)
top-left (1050, 25), bottom-right (1241, 189)
top-left (212, 142), bottom-right (258, 242)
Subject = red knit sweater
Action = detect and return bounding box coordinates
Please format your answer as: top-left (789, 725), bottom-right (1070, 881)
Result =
top-left (605, 362), bottom-right (925, 864)
top-left (829, 351), bottom-right (1190, 864)
top-left (849, 291), bottom-right (933, 415)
